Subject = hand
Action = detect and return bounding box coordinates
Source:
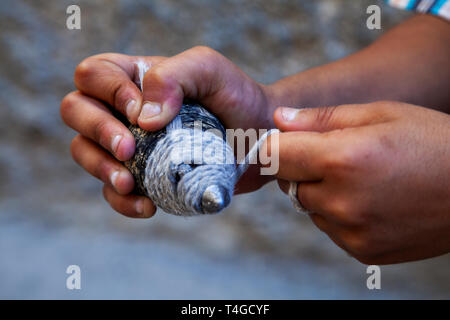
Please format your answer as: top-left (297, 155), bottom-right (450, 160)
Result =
top-left (270, 101), bottom-right (450, 264)
top-left (61, 47), bottom-right (276, 218)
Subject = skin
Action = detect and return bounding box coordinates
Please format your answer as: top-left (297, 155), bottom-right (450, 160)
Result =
top-left (60, 14), bottom-right (450, 264)
top-left (270, 102), bottom-right (450, 264)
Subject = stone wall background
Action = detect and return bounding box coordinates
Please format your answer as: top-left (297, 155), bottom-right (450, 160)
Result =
top-left (0, 0), bottom-right (448, 298)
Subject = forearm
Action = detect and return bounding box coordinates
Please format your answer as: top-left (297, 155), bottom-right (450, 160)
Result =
top-left (266, 15), bottom-right (450, 114)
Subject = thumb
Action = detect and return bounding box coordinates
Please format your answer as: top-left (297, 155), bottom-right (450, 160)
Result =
top-left (137, 46), bottom-right (232, 131)
top-left (273, 103), bottom-right (383, 132)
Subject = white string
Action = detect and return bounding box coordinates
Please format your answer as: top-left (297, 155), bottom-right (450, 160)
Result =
top-left (289, 181), bottom-right (311, 215)
top-left (235, 129), bottom-right (279, 180)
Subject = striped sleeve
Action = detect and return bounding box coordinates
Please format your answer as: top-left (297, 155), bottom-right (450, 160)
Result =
top-left (386, 0), bottom-right (450, 20)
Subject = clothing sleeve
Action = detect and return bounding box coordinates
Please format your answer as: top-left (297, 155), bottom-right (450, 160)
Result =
top-left (386, 0), bottom-right (450, 20)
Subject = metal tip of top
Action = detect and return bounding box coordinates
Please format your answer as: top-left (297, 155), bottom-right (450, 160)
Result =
top-left (201, 185), bottom-right (230, 214)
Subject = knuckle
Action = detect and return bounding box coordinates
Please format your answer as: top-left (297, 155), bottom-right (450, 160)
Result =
top-left (343, 232), bottom-right (379, 257)
top-left (329, 198), bottom-right (369, 226)
top-left (191, 45), bottom-right (216, 57)
top-left (315, 106), bottom-right (339, 129)
top-left (324, 144), bottom-right (362, 173)
top-left (60, 91), bottom-right (79, 121)
top-left (189, 46), bottom-right (221, 69)
top-left (107, 79), bottom-right (125, 108)
top-left (374, 100), bottom-right (398, 112)
top-left (91, 52), bottom-right (119, 61)
top-left (94, 119), bottom-right (113, 147)
top-left (145, 64), bottom-right (178, 94)
top-left (147, 64), bottom-right (166, 85)
top-left (336, 146), bottom-right (359, 169)
top-left (327, 198), bottom-right (351, 219)
top-left (74, 58), bottom-right (95, 85)
top-left (96, 161), bottom-right (113, 183)
top-left (108, 80), bottom-right (139, 111)
top-left (108, 195), bottom-right (128, 215)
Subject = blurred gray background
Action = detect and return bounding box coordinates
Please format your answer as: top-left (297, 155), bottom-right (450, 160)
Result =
top-left (0, 0), bottom-right (448, 299)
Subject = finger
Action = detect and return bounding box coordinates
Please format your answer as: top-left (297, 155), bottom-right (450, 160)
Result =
top-left (279, 180), bottom-right (330, 215)
top-left (292, 180), bottom-right (360, 227)
top-left (274, 103), bottom-right (388, 133)
top-left (279, 179), bottom-right (355, 255)
top-left (138, 46), bottom-right (244, 131)
top-left (74, 53), bottom-right (165, 123)
top-left (295, 182), bottom-right (329, 215)
top-left (71, 135), bottom-right (134, 195)
top-left (61, 91), bottom-right (135, 161)
top-left (103, 184), bottom-right (156, 219)
top-left (262, 131), bottom-right (328, 181)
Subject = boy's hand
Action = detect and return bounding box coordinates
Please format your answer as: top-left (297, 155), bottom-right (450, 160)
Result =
top-left (271, 101), bottom-right (450, 264)
top-left (60, 47), bottom-right (275, 218)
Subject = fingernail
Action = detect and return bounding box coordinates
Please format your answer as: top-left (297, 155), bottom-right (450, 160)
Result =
top-left (111, 134), bottom-right (122, 153)
top-left (110, 171), bottom-right (119, 188)
top-left (135, 199), bottom-right (144, 215)
top-left (139, 101), bottom-right (161, 120)
top-left (135, 198), bottom-right (154, 218)
top-left (281, 107), bottom-right (299, 122)
top-left (125, 99), bottom-right (138, 118)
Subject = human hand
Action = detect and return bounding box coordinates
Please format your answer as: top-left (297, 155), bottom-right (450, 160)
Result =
top-left (60, 47), bottom-right (276, 218)
top-left (270, 101), bottom-right (450, 264)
